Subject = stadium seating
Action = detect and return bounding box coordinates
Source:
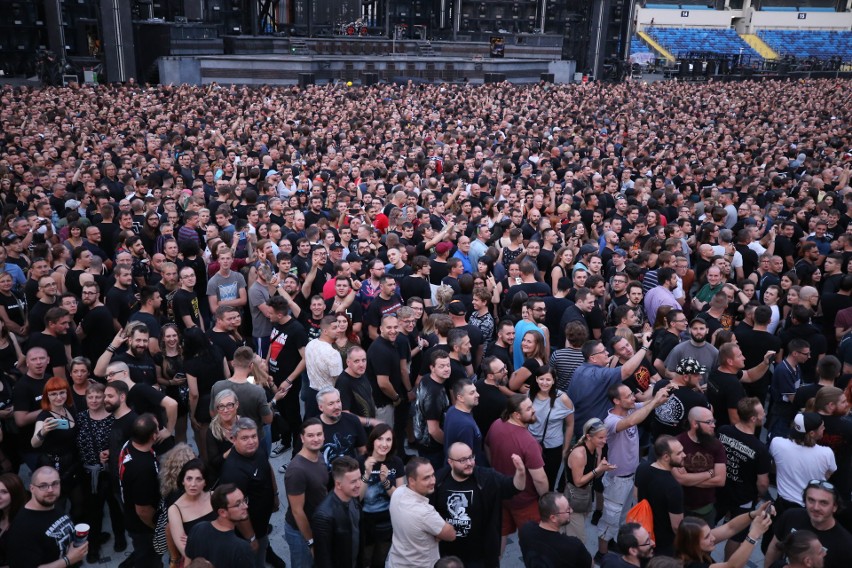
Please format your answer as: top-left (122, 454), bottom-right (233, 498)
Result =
top-left (645, 27), bottom-right (760, 58)
top-left (757, 29), bottom-right (852, 61)
top-left (631, 36), bottom-right (653, 55)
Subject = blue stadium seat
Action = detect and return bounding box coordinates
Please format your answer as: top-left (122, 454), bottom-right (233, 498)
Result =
top-left (645, 27), bottom-right (760, 59)
top-left (758, 29), bottom-right (852, 61)
top-left (760, 6), bottom-right (798, 11)
top-left (645, 3), bottom-right (680, 8)
top-left (631, 36), bottom-right (652, 55)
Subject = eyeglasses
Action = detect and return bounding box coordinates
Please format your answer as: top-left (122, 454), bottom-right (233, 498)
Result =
top-left (217, 402), bottom-right (237, 411)
top-left (32, 481), bottom-right (61, 491)
top-left (697, 419), bottom-right (717, 425)
top-left (638, 539), bottom-right (654, 548)
top-left (591, 350), bottom-right (608, 357)
top-left (796, 351), bottom-right (812, 357)
top-left (105, 370), bottom-right (126, 378)
top-left (807, 479), bottom-right (835, 491)
top-left (449, 455), bottom-right (475, 464)
top-left (227, 497), bottom-right (250, 508)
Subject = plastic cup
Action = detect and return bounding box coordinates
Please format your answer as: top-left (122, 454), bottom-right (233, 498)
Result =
top-left (73, 523), bottom-right (90, 546)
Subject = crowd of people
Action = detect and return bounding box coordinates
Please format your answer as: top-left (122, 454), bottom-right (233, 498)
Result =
top-left (0, 76), bottom-right (850, 568)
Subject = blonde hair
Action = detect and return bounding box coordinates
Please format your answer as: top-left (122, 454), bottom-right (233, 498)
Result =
top-left (158, 443), bottom-right (197, 498)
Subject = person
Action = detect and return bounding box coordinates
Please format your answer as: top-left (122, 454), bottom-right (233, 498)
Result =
top-left (706, 343), bottom-right (775, 427)
top-left (336, 345), bottom-right (377, 430)
top-left (366, 314), bottom-right (406, 432)
top-left (311, 456), bottom-right (363, 568)
top-left (13, 346), bottom-right (51, 471)
top-left (386, 457), bottom-right (456, 568)
top-left (183, 326), bottom-right (228, 462)
top-left (304, 315), bottom-right (343, 419)
top-left (284, 418), bottom-right (329, 568)
top-left (672, 407), bottom-right (727, 524)
top-left (442, 378), bottom-right (486, 463)
top-left (651, 357), bottom-right (711, 438)
top-left (6, 466), bottom-right (88, 568)
top-left (674, 504), bottom-right (773, 568)
top-left (600, 522), bottom-right (656, 568)
top-left (764, 479), bottom-right (852, 568)
top-left (217, 417), bottom-right (278, 568)
top-left (485, 394), bottom-right (549, 551)
top-left (568, 334), bottom-right (652, 440)
top-left (184, 484), bottom-right (254, 568)
top-left (518, 491), bottom-right (593, 568)
top-left (473, 356), bottom-right (511, 440)
top-left (527, 365), bottom-right (574, 488)
top-left (768, 338), bottom-right (810, 440)
top-left (166, 459), bottom-right (216, 568)
top-left (771, 530), bottom-right (828, 568)
top-left (203, 389), bottom-right (239, 484)
top-left (75, 381), bottom-right (123, 564)
top-left (663, 318), bottom-right (718, 384)
top-left (317, 386), bottom-right (367, 466)
top-left (635, 435), bottom-right (686, 556)
top-left (564, 417), bottom-right (615, 544)
top-left (413, 350), bottom-right (452, 469)
top-left (770, 412), bottom-right (837, 515)
top-left (0, 472), bottom-right (27, 567)
top-left (432, 442), bottom-right (526, 568)
top-left (117, 413), bottom-right (162, 568)
top-left (357, 423), bottom-right (403, 568)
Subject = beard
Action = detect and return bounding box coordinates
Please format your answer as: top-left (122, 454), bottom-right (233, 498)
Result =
top-left (689, 332), bottom-right (705, 344)
top-left (696, 428), bottom-right (717, 449)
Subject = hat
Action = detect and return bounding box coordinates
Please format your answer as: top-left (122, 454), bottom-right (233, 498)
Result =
top-left (65, 199), bottom-right (81, 210)
top-left (578, 244), bottom-right (598, 257)
top-left (613, 248), bottom-right (628, 257)
top-left (448, 300), bottom-right (467, 316)
top-left (675, 357), bottom-right (707, 376)
top-left (793, 412), bottom-right (823, 434)
top-left (3, 234), bottom-right (22, 245)
top-left (265, 170), bottom-right (279, 178)
top-left (346, 252), bottom-right (363, 263)
top-left (436, 242), bottom-right (453, 255)
top-left (330, 242), bottom-right (344, 251)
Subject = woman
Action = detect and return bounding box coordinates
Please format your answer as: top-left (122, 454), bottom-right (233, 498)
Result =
top-left (158, 444), bottom-right (199, 567)
top-left (0, 472), bottom-right (26, 568)
top-left (498, 228), bottom-right (525, 269)
top-left (68, 357), bottom-right (93, 411)
top-left (62, 222), bottom-right (85, 254)
top-left (0, 272), bottom-right (26, 338)
top-left (527, 366), bottom-right (574, 489)
top-left (358, 423), bottom-right (404, 568)
top-left (31, 377), bottom-right (82, 517)
top-left (204, 389), bottom-right (239, 484)
top-left (550, 246), bottom-right (575, 295)
top-left (774, 530), bottom-right (826, 568)
top-left (140, 212), bottom-right (161, 255)
top-left (76, 382), bottom-right (123, 563)
top-left (762, 285), bottom-right (782, 334)
top-left (674, 505), bottom-right (772, 568)
top-left (156, 324), bottom-right (188, 443)
top-left (563, 418), bottom-right (616, 542)
top-left (167, 459), bottom-right (215, 568)
top-left (0, 318), bottom-right (23, 375)
top-left (332, 313), bottom-right (360, 365)
top-left (183, 327), bottom-right (228, 463)
top-left (508, 330), bottom-right (548, 393)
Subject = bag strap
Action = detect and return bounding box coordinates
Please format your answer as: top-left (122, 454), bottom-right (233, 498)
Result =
top-left (538, 402), bottom-right (554, 445)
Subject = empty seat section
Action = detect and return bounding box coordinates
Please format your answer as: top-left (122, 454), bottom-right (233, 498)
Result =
top-left (631, 36), bottom-right (652, 55)
top-left (645, 27), bottom-right (760, 58)
top-left (757, 30), bottom-right (852, 61)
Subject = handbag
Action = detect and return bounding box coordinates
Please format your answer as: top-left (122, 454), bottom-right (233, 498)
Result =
top-left (564, 481), bottom-right (594, 513)
top-left (153, 498), bottom-right (169, 555)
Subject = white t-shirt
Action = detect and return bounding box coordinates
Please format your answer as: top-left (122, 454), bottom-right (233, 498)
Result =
top-left (769, 436), bottom-right (837, 505)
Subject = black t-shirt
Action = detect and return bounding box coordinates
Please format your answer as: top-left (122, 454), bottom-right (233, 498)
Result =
top-left (518, 521), bottom-right (592, 568)
top-left (115, 350), bottom-right (159, 387)
top-left (25, 332), bottom-right (67, 373)
top-left (472, 381), bottom-right (507, 439)
top-left (6, 506), bottom-right (74, 568)
top-left (284, 454), bottom-right (329, 529)
top-left (414, 375), bottom-right (449, 450)
top-left (363, 294), bottom-right (405, 330)
top-left (324, 297), bottom-right (363, 326)
top-left (433, 475), bottom-right (485, 561)
top-left (0, 290), bottom-right (26, 327)
top-left (651, 380), bottom-right (710, 438)
top-left (635, 462), bottom-right (684, 555)
top-left (186, 522), bottom-right (254, 568)
top-left (126, 382), bottom-right (167, 427)
top-left (366, 336), bottom-right (403, 407)
top-left (706, 370), bottom-right (746, 427)
top-left (219, 448), bottom-right (276, 536)
top-left (128, 311), bottom-right (162, 341)
top-left (81, 305), bottom-right (118, 368)
top-left (734, 327), bottom-right (782, 397)
top-left (622, 357), bottom-right (656, 395)
top-left (109, 411), bottom-right (138, 485)
top-left (172, 289), bottom-right (202, 331)
top-left (105, 286), bottom-right (138, 327)
top-left (506, 282), bottom-right (551, 304)
top-left (717, 424), bottom-right (771, 508)
top-left (207, 329), bottom-right (248, 363)
top-left (12, 374), bottom-right (46, 452)
top-left (320, 413), bottom-right (367, 468)
top-left (268, 319), bottom-right (309, 384)
top-left (773, 508), bottom-right (852, 568)
top-left (118, 443), bottom-right (160, 533)
top-left (819, 414), bottom-right (852, 497)
top-left (337, 371), bottom-right (376, 419)
top-left (27, 299), bottom-right (57, 334)
top-left (429, 259), bottom-right (450, 286)
top-left (484, 343), bottom-right (513, 375)
top-left (399, 275), bottom-right (431, 304)
top-left (601, 553), bottom-right (639, 568)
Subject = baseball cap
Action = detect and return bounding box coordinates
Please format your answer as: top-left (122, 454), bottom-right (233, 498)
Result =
top-left (613, 248), bottom-right (628, 257)
top-left (793, 412), bottom-right (823, 434)
top-left (346, 252), bottom-right (363, 263)
top-left (330, 242), bottom-right (344, 251)
top-left (578, 244), bottom-right (598, 257)
top-left (675, 357), bottom-right (707, 376)
top-left (448, 300), bottom-right (467, 316)
top-left (265, 170), bottom-right (279, 178)
top-left (65, 199), bottom-right (81, 210)
top-left (3, 234), bottom-right (21, 245)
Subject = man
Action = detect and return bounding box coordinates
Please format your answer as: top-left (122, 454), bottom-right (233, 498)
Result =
top-left (763, 480), bottom-right (852, 568)
top-left (284, 418), bottom-right (329, 568)
top-left (634, 435), bottom-right (685, 556)
top-left (442, 379), bottom-right (485, 462)
top-left (413, 350), bottom-right (452, 469)
top-left (304, 315), bottom-right (343, 419)
top-left (643, 267), bottom-right (680, 326)
top-left (95, 323), bottom-right (159, 387)
top-left (364, 275), bottom-right (405, 341)
top-left (317, 387), bottom-right (367, 466)
top-left (210, 347), bottom-right (273, 445)
top-left (173, 266), bottom-right (204, 332)
top-left (518, 492), bottom-right (593, 568)
top-left (126, 286), bottom-right (163, 354)
top-left (7, 466), bottom-right (88, 568)
top-left (366, 314), bottom-right (406, 429)
top-left (386, 457), bottom-right (456, 568)
top-left (596, 384), bottom-right (670, 558)
top-left (267, 295), bottom-right (309, 452)
top-left (515, 298), bottom-right (549, 370)
top-left (568, 335), bottom-right (652, 440)
top-left (117, 413), bottom-right (162, 568)
top-left (446, 326), bottom-right (473, 388)
top-left (707, 342), bottom-right (775, 427)
top-left (473, 356), bottom-right (510, 440)
top-left (105, 266), bottom-right (137, 330)
top-left (310, 456), bottom-right (362, 568)
top-left (691, 266), bottom-right (724, 312)
top-left (484, 318), bottom-right (514, 376)
top-left (768, 338), bottom-right (810, 440)
top-left (717, 397), bottom-right (771, 559)
top-left (185, 484), bottom-right (254, 568)
top-left (672, 407), bottom-right (727, 523)
top-left (207, 248), bottom-right (247, 313)
top-left (27, 307), bottom-right (71, 379)
top-left (664, 318), bottom-right (719, 383)
top-left (27, 275), bottom-right (59, 333)
top-left (13, 347), bottom-right (53, 470)
top-left (432, 442), bottom-right (526, 568)
top-left (485, 394), bottom-right (549, 549)
top-left (207, 305), bottom-right (248, 364)
top-left (248, 264), bottom-right (276, 356)
top-left (218, 417), bottom-right (279, 568)
top-left (600, 523), bottom-right (656, 568)
top-left (734, 304), bottom-right (783, 400)
top-left (336, 346), bottom-right (377, 429)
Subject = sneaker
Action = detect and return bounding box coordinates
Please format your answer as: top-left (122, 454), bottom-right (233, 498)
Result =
top-left (271, 443), bottom-right (286, 457)
top-left (278, 463), bottom-right (288, 474)
top-left (591, 510), bottom-right (603, 526)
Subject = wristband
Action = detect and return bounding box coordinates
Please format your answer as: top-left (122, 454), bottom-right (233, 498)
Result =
top-left (306, 538), bottom-right (314, 548)
top-left (63, 556), bottom-right (70, 567)
top-left (249, 535), bottom-right (257, 543)
top-left (744, 536), bottom-right (757, 545)
top-left (592, 468), bottom-right (597, 477)
top-left (107, 346), bottom-right (116, 353)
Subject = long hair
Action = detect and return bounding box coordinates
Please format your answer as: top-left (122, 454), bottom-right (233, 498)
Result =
top-left (158, 443), bottom-right (198, 498)
top-left (182, 326), bottom-right (212, 360)
top-left (521, 330), bottom-right (547, 363)
top-left (528, 365), bottom-right (558, 408)
top-left (41, 377), bottom-right (74, 411)
top-left (0, 473), bottom-right (26, 522)
top-left (158, 323), bottom-right (183, 379)
top-left (366, 423), bottom-right (396, 457)
top-left (675, 517), bottom-right (712, 564)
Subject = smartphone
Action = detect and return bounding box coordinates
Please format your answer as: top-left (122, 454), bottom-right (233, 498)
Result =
top-left (54, 419), bottom-right (70, 430)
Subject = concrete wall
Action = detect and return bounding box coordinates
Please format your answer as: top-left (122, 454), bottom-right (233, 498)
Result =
top-left (747, 9), bottom-right (852, 31)
top-left (636, 7), bottom-right (737, 29)
top-left (635, 6), bottom-right (852, 31)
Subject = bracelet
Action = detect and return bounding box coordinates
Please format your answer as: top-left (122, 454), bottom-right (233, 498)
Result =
top-left (361, 475), bottom-right (371, 483)
top-left (107, 346), bottom-right (116, 353)
top-left (37, 431), bottom-right (44, 440)
top-left (744, 536), bottom-right (757, 545)
top-left (381, 478), bottom-right (392, 490)
top-left (63, 556), bottom-right (70, 568)
top-left (592, 468), bottom-right (597, 477)
top-left (748, 510), bottom-right (755, 520)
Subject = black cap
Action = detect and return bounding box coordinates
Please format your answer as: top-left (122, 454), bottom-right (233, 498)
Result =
top-left (330, 242), bottom-right (344, 251)
top-left (346, 252), bottom-right (363, 263)
top-left (3, 234), bottom-right (21, 245)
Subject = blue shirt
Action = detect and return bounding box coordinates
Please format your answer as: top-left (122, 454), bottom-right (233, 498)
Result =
top-left (443, 406), bottom-right (485, 463)
top-left (0, 263), bottom-right (26, 290)
top-left (452, 250), bottom-right (474, 274)
top-left (513, 320), bottom-right (543, 371)
top-left (567, 362), bottom-right (622, 440)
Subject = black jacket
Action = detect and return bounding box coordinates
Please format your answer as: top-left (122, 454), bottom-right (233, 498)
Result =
top-left (431, 465), bottom-right (520, 568)
top-left (311, 490), bottom-right (360, 568)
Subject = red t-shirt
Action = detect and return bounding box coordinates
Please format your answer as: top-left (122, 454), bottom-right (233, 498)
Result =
top-left (486, 419), bottom-right (545, 508)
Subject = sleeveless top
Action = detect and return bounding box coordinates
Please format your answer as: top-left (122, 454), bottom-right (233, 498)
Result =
top-left (528, 392), bottom-right (574, 449)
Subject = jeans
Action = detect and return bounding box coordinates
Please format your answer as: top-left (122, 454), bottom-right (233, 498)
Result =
top-left (128, 531), bottom-right (160, 568)
top-left (262, 424), bottom-right (272, 457)
top-left (284, 522), bottom-right (313, 568)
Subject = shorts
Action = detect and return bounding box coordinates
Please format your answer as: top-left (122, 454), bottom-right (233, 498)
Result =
top-left (501, 499), bottom-right (540, 536)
